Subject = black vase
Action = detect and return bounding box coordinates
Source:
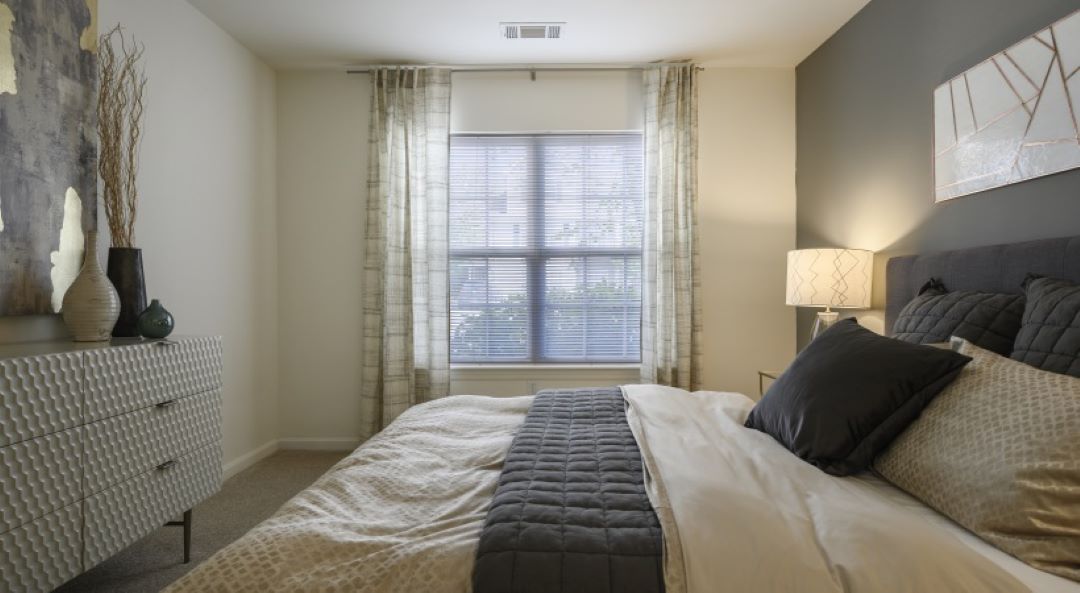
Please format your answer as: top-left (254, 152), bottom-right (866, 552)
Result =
top-left (106, 248), bottom-right (147, 337)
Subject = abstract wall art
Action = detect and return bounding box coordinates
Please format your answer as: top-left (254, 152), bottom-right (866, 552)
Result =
top-left (934, 9), bottom-right (1080, 202)
top-left (0, 0), bottom-right (97, 315)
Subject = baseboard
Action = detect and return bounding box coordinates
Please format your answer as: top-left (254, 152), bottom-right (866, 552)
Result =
top-left (277, 437), bottom-right (361, 451)
top-left (222, 439), bottom-right (280, 480)
top-left (219, 437), bottom-right (360, 479)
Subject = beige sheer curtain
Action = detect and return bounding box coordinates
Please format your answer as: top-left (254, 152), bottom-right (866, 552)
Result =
top-left (360, 67), bottom-right (451, 439)
top-left (640, 64), bottom-right (703, 391)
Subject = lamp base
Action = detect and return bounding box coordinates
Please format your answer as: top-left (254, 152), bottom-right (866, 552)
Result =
top-left (811, 310), bottom-right (840, 341)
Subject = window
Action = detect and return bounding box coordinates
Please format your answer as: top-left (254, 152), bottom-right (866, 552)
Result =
top-left (449, 133), bottom-right (644, 364)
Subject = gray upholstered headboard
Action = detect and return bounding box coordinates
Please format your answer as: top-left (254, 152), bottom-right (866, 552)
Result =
top-left (885, 236), bottom-right (1080, 335)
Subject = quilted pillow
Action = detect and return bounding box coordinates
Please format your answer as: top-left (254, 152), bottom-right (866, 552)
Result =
top-left (875, 339), bottom-right (1080, 582)
top-left (892, 279), bottom-right (1024, 356)
top-left (1012, 276), bottom-right (1080, 377)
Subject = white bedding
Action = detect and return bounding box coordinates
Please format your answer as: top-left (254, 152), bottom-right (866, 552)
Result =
top-left (623, 385), bottom-right (1080, 593)
top-left (166, 387), bottom-right (1080, 593)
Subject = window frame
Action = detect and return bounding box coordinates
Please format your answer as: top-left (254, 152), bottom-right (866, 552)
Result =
top-left (448, 131), bottom-right (645, 366)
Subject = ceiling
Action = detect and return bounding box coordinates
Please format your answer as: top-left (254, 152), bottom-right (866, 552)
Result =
top-left (186, 0), bottom-right (870, 70)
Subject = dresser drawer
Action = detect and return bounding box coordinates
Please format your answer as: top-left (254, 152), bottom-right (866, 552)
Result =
top-left (0, 502), bottom-right (81, 593)
top-left (0, 427), bottom-right (82, 534)
top-left (84, 441), bottom-right (221, 569)
top-left (0, 352), bottom-right (82, 447)
top-left (83, 389), bottom-right (222, 494)
top-left (83, 337), bottom-right (222, 422)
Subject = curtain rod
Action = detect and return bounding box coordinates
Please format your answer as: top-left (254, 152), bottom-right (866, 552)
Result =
top-left (346, 63), bottom-right (702, 74)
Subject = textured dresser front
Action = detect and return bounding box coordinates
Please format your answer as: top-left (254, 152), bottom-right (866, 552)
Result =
top-left (0, 503), bottom-right (81, 593)
top-left (0, 350), bottom-right (85, 593)
top-left (0, 337), bottom-right (223, 593)
top-left (85, 443), bottom-right (222, 568)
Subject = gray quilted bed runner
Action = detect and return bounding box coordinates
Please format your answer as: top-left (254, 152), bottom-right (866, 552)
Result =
top-left (473, 387), bottom-right (665, 593)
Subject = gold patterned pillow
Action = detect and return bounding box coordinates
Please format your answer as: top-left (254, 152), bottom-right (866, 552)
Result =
top-left (874, 339), bottom-right (1080, 582)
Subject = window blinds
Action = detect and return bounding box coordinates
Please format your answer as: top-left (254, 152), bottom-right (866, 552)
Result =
top-left (449, 133), bottom-right (644, 363)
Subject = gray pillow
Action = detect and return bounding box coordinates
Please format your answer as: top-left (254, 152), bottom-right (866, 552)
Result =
top-left (875, 339), bottom-right (1080, 582)
top-left (892, 279), bottom-right (1024, 356)
top-left (746, 318), bottom-right (971, 476)
top-left (1011, 276), bottom-right (1080, 377)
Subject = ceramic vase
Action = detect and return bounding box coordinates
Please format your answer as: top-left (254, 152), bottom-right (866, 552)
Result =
top-left (62, 232), bottom-right (120, 342)
top-left (136, 299), bottom-right (175, 339)
top-left (107, 247), bottom-right (147, 337)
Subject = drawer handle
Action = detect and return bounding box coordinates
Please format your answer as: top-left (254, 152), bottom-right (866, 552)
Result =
top-left (156, 399), bottom-right (178, 409)
top-left (156, 459), bottom-right (178, 471)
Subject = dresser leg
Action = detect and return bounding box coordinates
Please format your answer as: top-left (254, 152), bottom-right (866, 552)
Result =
top-left (166, 509), bottom-right (193, 563)
top-left (183, 509), bottom-right (192, 563)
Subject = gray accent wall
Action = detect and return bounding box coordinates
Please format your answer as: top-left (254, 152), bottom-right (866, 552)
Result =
top-left (795, 0), bottom-right (1080, 347)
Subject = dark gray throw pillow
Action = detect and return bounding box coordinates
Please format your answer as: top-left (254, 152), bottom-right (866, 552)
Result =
top-left (892, 279), bottom-right (1024, 356)
top-left (1012, 276), bottom-right (1080, 377)
top-left (745, 318), bottom-right (972, 476)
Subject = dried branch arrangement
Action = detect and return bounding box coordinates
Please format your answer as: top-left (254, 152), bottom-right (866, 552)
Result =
top-left (98, 25), bottom-right (146, 248)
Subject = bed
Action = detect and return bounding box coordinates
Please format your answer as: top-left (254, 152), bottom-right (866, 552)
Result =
top-left (164, 237), bottom-right (1080, 593)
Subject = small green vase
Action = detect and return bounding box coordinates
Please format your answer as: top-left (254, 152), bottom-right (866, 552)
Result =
top-left (136, 299), bottom-right (175, 339)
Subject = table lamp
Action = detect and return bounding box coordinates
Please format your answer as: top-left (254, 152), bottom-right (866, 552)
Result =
top-left (786, 248), bottom-right (873, 340)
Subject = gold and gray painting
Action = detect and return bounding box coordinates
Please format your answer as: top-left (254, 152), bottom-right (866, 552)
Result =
top-left (0, 2), bottom-right (16, 95)
top-left (0, 0), bottom-right (97, 315)
top-left (934, 9), bottom-right (1080, 201)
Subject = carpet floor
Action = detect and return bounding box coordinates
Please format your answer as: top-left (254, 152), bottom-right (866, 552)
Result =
top-left (55, 450), bottom-right (346, 593)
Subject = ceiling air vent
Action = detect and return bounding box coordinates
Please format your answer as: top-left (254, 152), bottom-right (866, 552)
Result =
top-left (501, 22), bottom-right (564, 39)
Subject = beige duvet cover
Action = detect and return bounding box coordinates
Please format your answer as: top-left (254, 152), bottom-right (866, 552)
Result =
top-left (166, 388), bottom-right (1077, 593)
top-left (164, 395), bottom-right (532, 593)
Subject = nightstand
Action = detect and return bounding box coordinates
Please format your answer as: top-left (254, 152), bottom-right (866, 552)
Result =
top-left (757, 370), bottom-right (781, 397)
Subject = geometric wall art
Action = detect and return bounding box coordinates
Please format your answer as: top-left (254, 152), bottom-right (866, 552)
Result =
top-left (934, 9), bottom-right (1080, 202)
top-left (0, 0), bottom-right (98, 315)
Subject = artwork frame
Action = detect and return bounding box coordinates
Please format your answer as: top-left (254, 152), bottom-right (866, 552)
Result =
top-left (0, 0), bottom-right (98, 315)
top-left (934, 9), bottom-right (1080, 202)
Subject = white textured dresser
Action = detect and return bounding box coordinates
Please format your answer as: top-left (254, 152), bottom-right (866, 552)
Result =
top-left (0, 336), bottom-right (223, 593)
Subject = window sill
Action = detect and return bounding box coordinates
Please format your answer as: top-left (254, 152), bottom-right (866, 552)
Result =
top-left (450, 364), bottom-right (641, 382)
top-left (451, 363), bottom-right (641, 371)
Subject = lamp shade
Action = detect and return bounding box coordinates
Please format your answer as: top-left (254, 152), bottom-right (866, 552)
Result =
top-left (786, 248), bottom-right (873, 309)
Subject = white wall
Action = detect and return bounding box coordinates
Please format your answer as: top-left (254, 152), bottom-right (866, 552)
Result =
top-left (99, 0), bottom-right (280, 475)
top-left (451, 70), bottom-right (643, 132)
top-left (275, 71), bottom-right (369, 449)
top-left (697, 69), bottom-right (796, 397)
top-left (275, 68), bottom-right (795, 445)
